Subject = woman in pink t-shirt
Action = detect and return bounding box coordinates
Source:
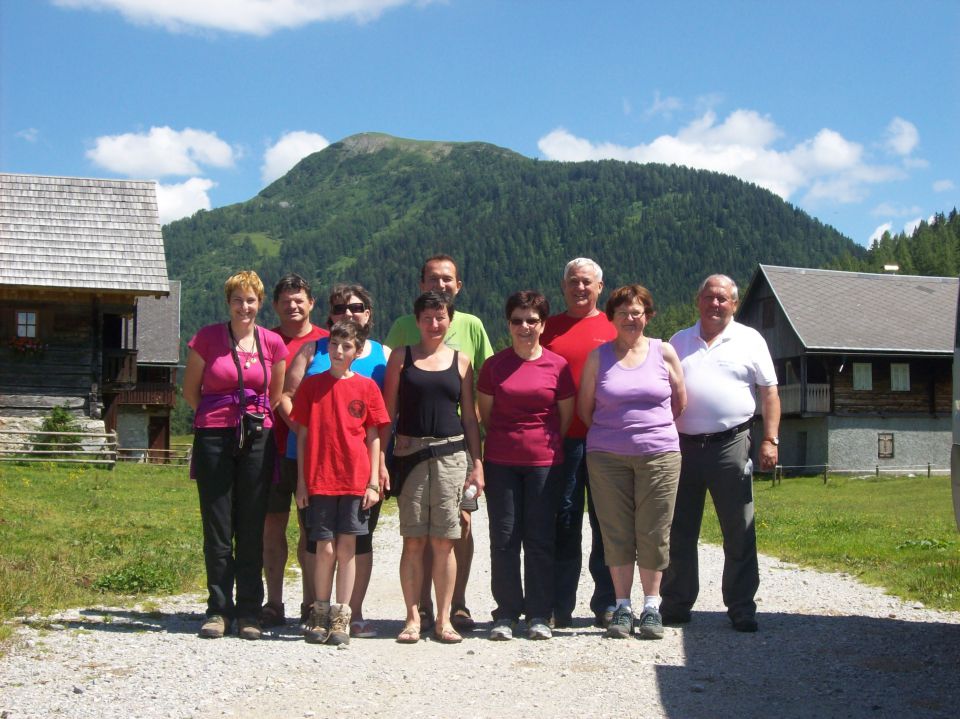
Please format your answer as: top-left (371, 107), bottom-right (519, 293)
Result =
top-left (183, 270), bottom-right (288, 641)
top-left (477, 291), bottom-right (575, 641)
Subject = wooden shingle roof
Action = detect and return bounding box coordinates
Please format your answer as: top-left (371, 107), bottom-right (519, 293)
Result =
top-left (746, 264), bottom-right (958, 354)
top-left (0, 173), bottom-right (169, 294)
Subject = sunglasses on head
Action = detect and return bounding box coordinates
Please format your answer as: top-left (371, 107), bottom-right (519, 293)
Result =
top-left (332, 302), bottom-right (366, 314)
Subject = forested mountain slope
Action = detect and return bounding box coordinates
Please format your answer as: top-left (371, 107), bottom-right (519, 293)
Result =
top-left (163, 132), bottom-right (864, 344)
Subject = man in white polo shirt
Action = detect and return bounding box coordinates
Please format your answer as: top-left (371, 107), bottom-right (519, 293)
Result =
top-left (661, 274), bottom-right (780, 632)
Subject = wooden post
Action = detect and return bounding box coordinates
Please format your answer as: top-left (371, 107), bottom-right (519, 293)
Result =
top-left (823, 466), bottom-right (828, 485)
top-left (876, 464), bottom-right (880, 478)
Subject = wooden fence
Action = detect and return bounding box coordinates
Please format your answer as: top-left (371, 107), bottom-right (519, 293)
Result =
top-left (0, 429), bottom-right (117, 467)
top-left (0, 432), bottom-right (192, 469)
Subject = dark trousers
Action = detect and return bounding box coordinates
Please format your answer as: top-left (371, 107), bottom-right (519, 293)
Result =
top-left (661, 430), bottom-right (758, 621)
top-left (193, 428), bottom-right (273, 620)
top-left (485, 462), bottom-right (563, 622)
top-left (553, 438), bottom-right (615, 619)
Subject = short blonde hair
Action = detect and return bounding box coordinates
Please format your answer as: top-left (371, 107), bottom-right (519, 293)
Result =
top-left (224, 270), bottom-right (265, 304)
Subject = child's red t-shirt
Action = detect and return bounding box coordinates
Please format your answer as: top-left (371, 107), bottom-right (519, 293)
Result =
top-left (290, 371), bottom-right (390, 496)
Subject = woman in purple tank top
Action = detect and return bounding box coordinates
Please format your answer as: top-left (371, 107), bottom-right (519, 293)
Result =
top-left (579, 285), bottom-right (686, 640)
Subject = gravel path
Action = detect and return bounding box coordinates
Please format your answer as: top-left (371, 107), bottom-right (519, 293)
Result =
top-left (2, 505), bottom-right (959, 719)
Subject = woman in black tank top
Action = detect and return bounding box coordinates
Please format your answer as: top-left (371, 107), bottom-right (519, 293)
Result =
top-left (383, 291), bottom-right (484, 644)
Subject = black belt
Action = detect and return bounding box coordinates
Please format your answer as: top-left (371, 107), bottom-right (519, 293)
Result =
top-left (678, 419), bottom-right (753, 445)
top-left (386, 439), bottom-right (466, 498)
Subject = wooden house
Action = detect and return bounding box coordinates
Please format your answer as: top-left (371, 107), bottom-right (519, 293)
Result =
top-left (738, 264), bottom-right (957, 472)
top-left (113, 281), bottom-right (181, 459)
top-left (0, 173), bottom-right (171, 444)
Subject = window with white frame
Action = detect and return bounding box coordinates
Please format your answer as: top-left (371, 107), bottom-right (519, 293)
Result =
top-left (16, 311), bottom-right (37, 338)
top-left (852, 362), bottom-right (872, 391)
top-left (890, 363), bottom-right (910, 391)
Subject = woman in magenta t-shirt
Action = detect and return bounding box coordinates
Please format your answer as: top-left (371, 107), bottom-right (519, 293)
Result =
top-left (477, 291), bottom-right (575, 641)
top-left (183, 270), bottom-right (288, 640)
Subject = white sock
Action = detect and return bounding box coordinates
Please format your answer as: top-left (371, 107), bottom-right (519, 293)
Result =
top-left (643, 595), bottom-right (660, 612)
top-left (615, 598), bottom-right (632, 609)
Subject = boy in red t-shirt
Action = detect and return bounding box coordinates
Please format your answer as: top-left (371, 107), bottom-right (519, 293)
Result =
top-left (291, 319), bottom-right (390, 645)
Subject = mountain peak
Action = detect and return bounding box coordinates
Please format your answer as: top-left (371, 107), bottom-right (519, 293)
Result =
top-left (334, 132), bottom-right (456, 159)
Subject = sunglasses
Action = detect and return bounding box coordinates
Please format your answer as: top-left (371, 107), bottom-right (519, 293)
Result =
top-left (509, 317), bottom-right (541, 327)
top-left (332, 302), bottom-right (366, 314)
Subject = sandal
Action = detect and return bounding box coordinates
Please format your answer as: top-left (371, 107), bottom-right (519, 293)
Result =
top-left (450, 605), bottom-right (476, 632)
top-left (396, 623), bottom-right (421, 644)
top-left (434, 624), bottom-right (463, 644)
top-left (350, 619), bottom-right (378, 638)
top-left (259, 602), bottom-right (285, 627)
top-left (418, 607), bottom-right (435, 633)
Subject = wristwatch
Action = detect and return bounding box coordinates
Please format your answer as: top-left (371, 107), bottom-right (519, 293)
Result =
top-left (763, 437), bottom-right (780, 446)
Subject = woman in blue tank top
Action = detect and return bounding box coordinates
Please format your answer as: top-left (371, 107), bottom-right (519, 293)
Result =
top-left (279, 283), bottom-right (390, 638)
top-left (578, 284), bottom-right (686, 641)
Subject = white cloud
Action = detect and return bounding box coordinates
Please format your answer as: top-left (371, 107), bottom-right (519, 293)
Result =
top-left (871, 202), bottom-right (922, 217)
top-left (53, 0), bottom-right (430, 35)
top-left (903, 216), bottom-right (924, 235)
top-left (869, 222), bottom-right (892, 244)
top-left (644, 91), bottom-right (682, 119)
top-left (87, 126), bottom-right (235, 177)
top-left (16, 128), bottom-right (39, 143)
top-left (155, 177), bottom-right (216, 224)
top-left (884, 116), bottom-right (919, 156)
top-left (538, 110), bottom-right (903, 206)
top-left (933, 179), bottom-right (956, 192)
top-left (261, 130), bottom-right (330, 183)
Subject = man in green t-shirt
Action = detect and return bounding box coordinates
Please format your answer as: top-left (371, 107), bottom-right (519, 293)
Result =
top-left (385, 254), bottom-right (493, 633)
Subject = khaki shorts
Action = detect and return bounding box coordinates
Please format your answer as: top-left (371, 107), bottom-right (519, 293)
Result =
top-left (586, 450), bottom-right (681, 570)
top-left (395, 435), bottom-right (468, 539)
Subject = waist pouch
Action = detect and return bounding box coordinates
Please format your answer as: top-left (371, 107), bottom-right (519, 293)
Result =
top-left (387, 439), bottom-right (465, 499)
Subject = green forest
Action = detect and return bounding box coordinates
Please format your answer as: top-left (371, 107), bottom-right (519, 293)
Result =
top-left (162, 132), bottom-right (865, 347)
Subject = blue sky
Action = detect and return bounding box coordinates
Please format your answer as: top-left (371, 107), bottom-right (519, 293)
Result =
top-left (2, 0), bottom-right (958, 245)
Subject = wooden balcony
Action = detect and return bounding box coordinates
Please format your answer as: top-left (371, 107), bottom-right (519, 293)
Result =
top-left (116, 382), bottom-right (176, 407)
top-left (102, 348), bottom-right (138, 390)
top-left (780, 383), bottom-right (830, 415)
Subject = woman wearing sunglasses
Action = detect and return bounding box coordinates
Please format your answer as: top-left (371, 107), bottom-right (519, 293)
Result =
top-left (279, 283), bottom-right (390, 637)
top-left (476, 291), bottom-right (576, 641)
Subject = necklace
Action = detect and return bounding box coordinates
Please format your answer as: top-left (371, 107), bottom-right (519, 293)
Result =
top-left (235, 338), bottom-right (257, 369)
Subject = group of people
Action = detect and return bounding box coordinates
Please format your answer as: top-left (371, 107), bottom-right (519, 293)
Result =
top-left (183, 254), bottom-right (780, 646)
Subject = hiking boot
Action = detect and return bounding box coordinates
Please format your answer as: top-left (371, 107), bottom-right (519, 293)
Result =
top-left (605, 605), bottom-right (634, 638)
top-left (259, 602), bottom-right (285, 628)
top-left (237, 618), bottom-right (262, 640)
top-left (303, 601), bottom-right (331, 644)
top-left (550, 612), bottom-right (572, 629)
top-left (527, 618), bottom-right (552, 640)
top-left (199, 614), bottom-right (228, 639)
top-left (489, 618), bottom-right (517, 641)
top-left (327, 603), bottom-right (352, 646)
top-left (636, 609), bottom-right (664, 640)
top-left (593, 609), bottom-right (614, 628)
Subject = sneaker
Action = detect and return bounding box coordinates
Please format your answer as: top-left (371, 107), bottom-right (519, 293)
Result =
top-left (593, 609), bottom-right (614, 628)
top-left (237, 618), bottom-right (262, 641)
top-left (199, 614), bottom-right (228, 639)
top-left (605, 605), bottom-right (634, 639)
top-left (636, 609), bottom-right (664, 639)
top-left (527, 618), bottom-right (552, 640)
top-left (303, 601), bottom-right (331, 644)
top-left (489, 618), bottom-right (517, 641)
top-left (327, 603), bottom-right (352, 646)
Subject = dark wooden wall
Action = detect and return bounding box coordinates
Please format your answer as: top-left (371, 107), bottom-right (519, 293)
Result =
top-left (831, 356), bottom-right (950, 416)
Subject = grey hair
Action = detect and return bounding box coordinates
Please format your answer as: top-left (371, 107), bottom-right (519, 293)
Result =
top-left (697, 274), bottom-right (739, 302)
top-left (563, 257), bottom-right (604, 284)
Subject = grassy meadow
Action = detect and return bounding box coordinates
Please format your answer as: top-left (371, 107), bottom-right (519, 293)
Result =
top-left (0, 464), bottom-right (957, 645)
